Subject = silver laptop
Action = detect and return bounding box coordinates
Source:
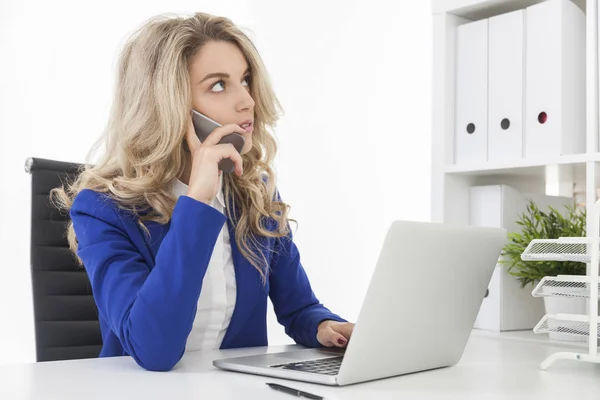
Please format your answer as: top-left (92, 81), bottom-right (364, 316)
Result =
top-left (213, 220), bottom-right (507, 386)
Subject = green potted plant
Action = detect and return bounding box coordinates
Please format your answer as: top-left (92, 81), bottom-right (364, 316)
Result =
top-left (500, 199), bottom-right (588, 341)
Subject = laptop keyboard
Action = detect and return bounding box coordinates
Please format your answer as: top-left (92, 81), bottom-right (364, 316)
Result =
top-left (270, 356), bottom-right (344, 376)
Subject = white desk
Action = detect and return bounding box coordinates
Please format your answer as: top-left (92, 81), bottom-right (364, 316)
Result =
top-left (1, 330), bottom-right (599, 400)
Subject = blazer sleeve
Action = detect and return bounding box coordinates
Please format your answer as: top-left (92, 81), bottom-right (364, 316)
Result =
top-left (268, 194), bottom-right (347, 348)
top-left (70, 189), bottom-right (226, 371)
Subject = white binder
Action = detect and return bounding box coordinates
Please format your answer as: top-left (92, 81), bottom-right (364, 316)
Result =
top-left (524, 0), bottom-right (585, 159)
top-left (455, 19), bottom-right (488, 165)
top-left (469, 185), bottom-right (572, 331)
top-left (488, 10), bottom-right (525, 162)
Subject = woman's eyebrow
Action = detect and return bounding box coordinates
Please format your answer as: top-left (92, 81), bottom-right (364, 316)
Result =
top-left (199, 67), bottom-right (250, 84)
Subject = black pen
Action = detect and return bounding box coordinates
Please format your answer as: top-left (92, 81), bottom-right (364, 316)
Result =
top-left (266, 382), bottom-right (324, 400)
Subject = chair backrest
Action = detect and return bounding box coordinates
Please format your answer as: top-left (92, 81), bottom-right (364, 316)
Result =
top-left (25, 157), bottom-right (102, 362)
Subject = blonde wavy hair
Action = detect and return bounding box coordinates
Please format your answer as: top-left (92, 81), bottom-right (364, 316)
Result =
top-left (51, 12), bottom-right (293, 282)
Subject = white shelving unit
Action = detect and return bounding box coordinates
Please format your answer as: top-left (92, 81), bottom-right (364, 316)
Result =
top-left (430, 0), bottom-right (600, 369)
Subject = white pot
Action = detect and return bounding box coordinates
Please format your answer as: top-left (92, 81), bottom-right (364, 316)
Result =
top-left (543, 296), bottom-right (589, 342)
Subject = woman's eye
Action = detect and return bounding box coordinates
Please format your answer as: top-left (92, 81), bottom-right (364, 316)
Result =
top-left (211, 80), bottom-right (225, 92)
top-left (210, 77), bottom-right (250, 93)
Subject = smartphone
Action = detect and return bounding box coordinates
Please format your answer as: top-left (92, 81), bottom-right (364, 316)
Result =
top-left (191, 109), bottom-right (245, 173)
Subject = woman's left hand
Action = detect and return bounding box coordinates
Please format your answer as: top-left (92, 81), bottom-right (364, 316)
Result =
top-left (317, 320), bottom-right (355, 348)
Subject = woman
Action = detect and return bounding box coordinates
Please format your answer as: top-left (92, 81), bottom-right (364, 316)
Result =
top-left (51, 12), bottom-right (354, 372)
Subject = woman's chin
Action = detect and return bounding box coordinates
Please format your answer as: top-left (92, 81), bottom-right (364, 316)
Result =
top-left (241, 139), bottom-right (253, 155)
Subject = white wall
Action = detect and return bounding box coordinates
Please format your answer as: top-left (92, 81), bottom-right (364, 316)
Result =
top-left (0, 0), bottom-right (431, 365)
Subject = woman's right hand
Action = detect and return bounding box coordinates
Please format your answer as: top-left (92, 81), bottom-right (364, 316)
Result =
top-left (184, 117), bottom-right (246, 204)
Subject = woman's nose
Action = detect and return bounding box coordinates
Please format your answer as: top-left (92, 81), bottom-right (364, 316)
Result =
top-left (237, 88), bottom-right (255, 112)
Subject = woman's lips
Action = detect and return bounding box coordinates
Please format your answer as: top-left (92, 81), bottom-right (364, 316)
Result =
top-left (240, 121), bottom-right (253, 133)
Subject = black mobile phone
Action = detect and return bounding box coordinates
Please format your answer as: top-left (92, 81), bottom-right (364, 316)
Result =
top-left (191, 109), bottom-right (245, 173)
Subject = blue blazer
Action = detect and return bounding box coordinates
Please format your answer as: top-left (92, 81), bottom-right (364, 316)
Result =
top-left (70, 188), bottom-right (346, 371)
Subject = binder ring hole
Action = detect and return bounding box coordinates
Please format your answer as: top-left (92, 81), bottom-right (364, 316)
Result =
top-left (501, 118), bottom-right (510, 130)
top-left (538, 112), bottom-right (548, 124)
top-left (466, 123), bottom-right (475, 134)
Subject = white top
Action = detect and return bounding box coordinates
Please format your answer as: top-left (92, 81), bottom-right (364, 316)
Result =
top-left (171, 174), bottom-right (237, 351)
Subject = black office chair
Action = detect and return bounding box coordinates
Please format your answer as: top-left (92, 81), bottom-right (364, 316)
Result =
top-left (25, 157), bottom-right (102, 362)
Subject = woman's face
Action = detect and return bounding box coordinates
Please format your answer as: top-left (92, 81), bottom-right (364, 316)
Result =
top-left (189, 40), bottom-right (255, 155)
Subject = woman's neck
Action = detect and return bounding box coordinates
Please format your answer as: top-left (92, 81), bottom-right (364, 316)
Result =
top-left (179, 154), bottom-right (192, 186)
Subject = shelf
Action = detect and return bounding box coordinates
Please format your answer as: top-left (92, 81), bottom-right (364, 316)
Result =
top-left (430, 0), bottom-right (600, 370)
top-left (432, 0), bottom-right (586, 20)
top-left (534, 314), bottom-right (598, 339)
top-left (521, 237), bottom-right (596, 263)
top-left (444, 153), bottom-right (600, 177)
top-left (532, 275), bottom-right (600, 298)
